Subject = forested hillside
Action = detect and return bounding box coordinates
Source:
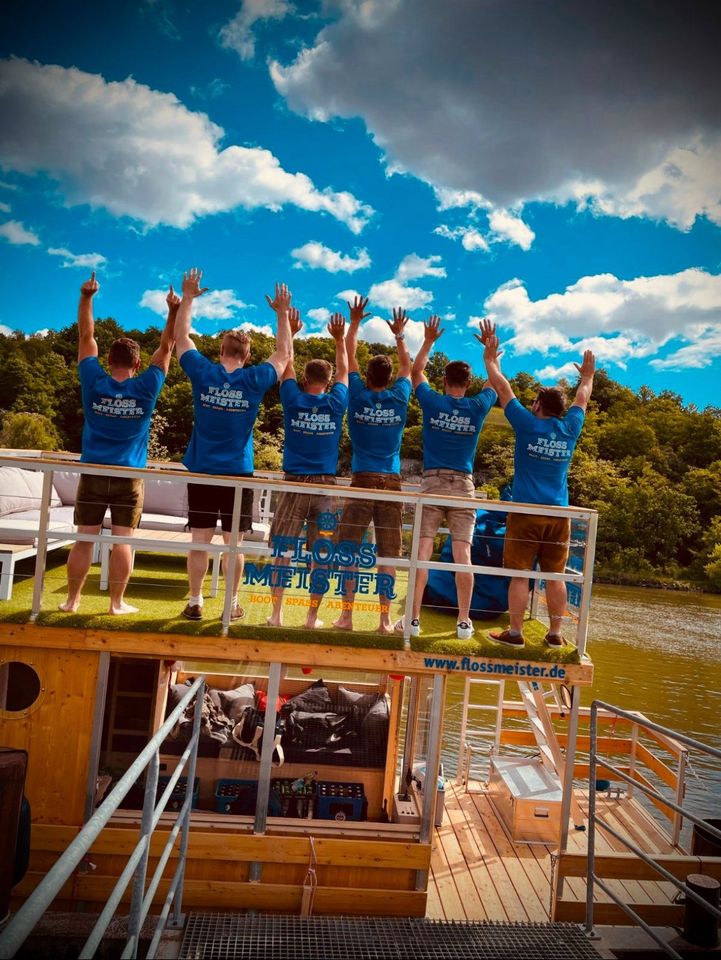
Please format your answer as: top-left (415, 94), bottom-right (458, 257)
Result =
top-left (2, 321), bottom-right (720, 590)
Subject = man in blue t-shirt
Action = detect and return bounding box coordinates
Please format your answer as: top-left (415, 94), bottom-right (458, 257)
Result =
top-left (60, 272), bottom-right (176, 615)
top-left (266, 313), bottom-right (349, 629)
top-left (394, 316), bottom-right (497, 641)
top-left (175, 269), bottom-right (292, 621)
top-left (333, 297), bottom-right (411, 634)
top-left (482, 332), bottom-right (595, 647)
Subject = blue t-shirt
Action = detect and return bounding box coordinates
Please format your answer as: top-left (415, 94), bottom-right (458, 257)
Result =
top-left (348, 372), bottom-right (411, 474)
top-left (505, 398), bottom-right (585, 506)
top-left (79, 356), bottom-right (165, 468)
top-left (416, 381), bottom-right (496, 474)
top-left (180, 350), bottom-right (277, 475)
top-left (281, 379), bottom-right (349, 475)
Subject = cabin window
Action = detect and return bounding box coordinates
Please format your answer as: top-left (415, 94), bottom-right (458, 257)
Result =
top-left (0, 661), bottom-right (41, 713)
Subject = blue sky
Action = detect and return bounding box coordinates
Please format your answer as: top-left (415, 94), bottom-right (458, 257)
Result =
top-left (1, 0), bottom-right (720, 408)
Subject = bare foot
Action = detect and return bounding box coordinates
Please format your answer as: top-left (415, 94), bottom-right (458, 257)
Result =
top-left (266, 614), bottom-right (283, 627)
top-left (305, 618), bottom-right (324, 630)
top-left (58, 600), bottom-right (80, 613)
top-left (332, 616), bottom-right (353, 631)
top-left (109, 602), bottom-right (139, 615)
top-left (377, 623), bottom-right (395, 635)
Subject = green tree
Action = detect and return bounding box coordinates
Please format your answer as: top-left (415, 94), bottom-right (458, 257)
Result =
top-left (0, 411), bottom-right (60, 450)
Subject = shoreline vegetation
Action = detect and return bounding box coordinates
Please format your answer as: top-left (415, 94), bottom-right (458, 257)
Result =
top-left (2, 319), bottom-right (720, 594)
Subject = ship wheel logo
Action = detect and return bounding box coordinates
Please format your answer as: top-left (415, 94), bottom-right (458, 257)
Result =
top-left (224, 382), bottom-right (230, 390)
top-left (317, 511), bottom-right (339, 534)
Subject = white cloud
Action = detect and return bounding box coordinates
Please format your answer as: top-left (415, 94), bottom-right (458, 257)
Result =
top-left (219, 0), bottom-right (292, 61)
top-left (533, 362), bottom-right (581, 381)
top-left (48, 246), bottom-right (108, 270)
top-left (0, 201), bottom-right (9, 213)
top-left (306, 307), bottom-right (331, 323)
top-left (234, 321), bottom-right (274, 336)
top-left (291, 241), bottom-right (370, 273)
top-left (367, 278), bottom-right (433, 311)
top-left (482, 268), bottom-right (721, 372)
top-left (272, 1), bottom-right (721, 229)
top-left (0, 324), bottom-right (12, 336)
top-left (0, 219), bottom-right (40, 246)
top-left (435, 224), bottom-right (489, 252)
top-left (335, 288), bottom-right (361, 304)
top-left (359, 315), bottom-right (426, 356)
top-left (0, 58), bottom-right (373, 233)
top-left (32, 328), bottom-right (50, 338)
top-left (395, 253), bottom-right (445, 281)
top-left (140, 288), bottom-right (249, 321)
top-left (487, 209), bottom-right (535, 250)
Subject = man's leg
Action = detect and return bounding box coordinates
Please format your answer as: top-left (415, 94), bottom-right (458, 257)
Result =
top-left (60, 523), bottom-right (100, 612)
top-left (544, 578), bottom-right (567, 636)
top-left (221, 530), bottom-right (245, 618)
top-left (451, 540), bottom-right (473, 624)
top-left (107, 525), bottom-right (138, 615)
top-left (186, 527), bottom-right (214, 617)
top-left (376, 564), bottom-right (395, 633)
top-left (411, 537), bottom-right (434, 620)
top-left (507, 576), bottom-right (531, 633)
top-left (267, 556), bottom-right (289, 627)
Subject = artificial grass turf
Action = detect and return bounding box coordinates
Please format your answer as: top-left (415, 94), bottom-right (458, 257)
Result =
top-left (0, 549), bottom-right (580, 663)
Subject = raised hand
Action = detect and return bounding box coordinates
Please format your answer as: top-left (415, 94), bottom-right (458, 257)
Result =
top-left (182, 268), bottom-right (208, 300)
top-left (80, 272), bottom-right (99, 299)
top-left (327, 312), bottom-right (346, 341)
top-left (423, 314), bottom-right (444, 343)
top-left (474, 316), bottom-right (496, 346)
top-left (347, 294), bottom-right (370, 326)
top-left (289, 306), bottom-right (302, 337)
top-left (387, 306), bottom-right (408, 337)
top-left (574, 350), bottom-right (596, 379)
top-left (265, 282), bottom-right (292, 313)
top-left (166, 284), bottom-right (180, 313)
top-left (483, 334), bottom-right (503, 365)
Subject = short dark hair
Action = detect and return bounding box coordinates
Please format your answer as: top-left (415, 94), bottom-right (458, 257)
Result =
top-left (108, 338), bottom-right (140, 369)
top-left (366, 355), bottom-right (393, 389)
top-left (444, 360), bottom-right (472, 388)
top-left (221, 330), bottom-right (250, 361)
top-left (536, 387), bottom-right (566, 417)
top-left (304, 358), bottom-right (333, 387)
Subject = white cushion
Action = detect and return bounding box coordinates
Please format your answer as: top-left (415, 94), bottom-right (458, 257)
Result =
top-left (0, 511), bottom-right (75, 545)
top-left (142, 476), bottom-right (188, 516)
top-left (51, 469), bottom-right (81, 506)
top-left (138, 512), bottom-right (188, 532)
top-left (0, 467), bottom-right (61, 517)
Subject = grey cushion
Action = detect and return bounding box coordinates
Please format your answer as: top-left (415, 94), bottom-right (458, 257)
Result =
top-left (219, 683), bottom-right (256, 721)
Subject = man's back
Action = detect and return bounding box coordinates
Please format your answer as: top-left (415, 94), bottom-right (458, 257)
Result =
top-left (505, 399), bottom-right (585, 506)
top-left (281, 379), bottom-right (348, 475)
top-left (348, 372), bottom-right (410, 474)
top-left (416, 381), bottom-right (496, 474)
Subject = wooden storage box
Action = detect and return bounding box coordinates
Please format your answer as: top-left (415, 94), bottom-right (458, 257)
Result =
top-left (488, 756), bottom-right (562, 844)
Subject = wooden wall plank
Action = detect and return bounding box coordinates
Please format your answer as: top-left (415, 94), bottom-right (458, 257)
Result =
top-left (557, 852), bottom-right (721, 882)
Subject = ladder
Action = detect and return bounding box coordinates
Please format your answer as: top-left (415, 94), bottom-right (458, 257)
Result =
top-left (517, 680), bottom-right (585, 829)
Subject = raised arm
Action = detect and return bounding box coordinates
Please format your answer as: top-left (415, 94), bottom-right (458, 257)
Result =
top-left (411, 314), bottom-right (444, 388)
top-left (264, 282), bottom-right (293, 379)
top-left (481, 333), bottom-right (515, 409)
top-left (571, 350), bottom-right (596, 411)
top-left (280, 305), bottom-right (302, 383)
top-left (174, 267), bottom-right (208, 360)
top-left (149, 285), bottom-right (179, 373)
top-left (328, 313), bottom-right (348, 386)
top-left (77, 272), bottom-right (100, 362)
top-left (387, 307), bottom-right (411, 379)
top-left (345, 295), bottom-right (370, 374)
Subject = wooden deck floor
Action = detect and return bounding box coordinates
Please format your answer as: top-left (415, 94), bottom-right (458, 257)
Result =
top-left (428, 780), bottom-right (679, 922)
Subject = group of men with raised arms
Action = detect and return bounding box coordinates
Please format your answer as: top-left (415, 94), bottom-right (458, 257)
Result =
top-left (61, 268), bottom-right (595, 649)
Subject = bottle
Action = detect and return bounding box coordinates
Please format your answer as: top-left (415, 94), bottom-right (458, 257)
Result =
top-left (291, 770), bottom-right (317, 794)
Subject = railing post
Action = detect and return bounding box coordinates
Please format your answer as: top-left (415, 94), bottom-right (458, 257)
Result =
top-left (575, 514), bottom-right (598, 658)
top-left (585, 701), bottom-right (598, 937)
top-left (672, 750), bottom-right (688, 847)
top-left (169, 678), bottom-right (204, 928)
top-left (416, 673), bottom-right (445, 891)
top-left (628, 722), bottom-right (638, 799)
top-left (29, 468), bottom-right (54, 622)
top-left (220, 483), bottom-right (243, 636)
top-left (403, 503), bottom-right (424, 647)
top-left (495, 680), bottom-right (505, 751)
top-left (127, 752), bottom-right (160, 957)
top-left (456, 677), bottom-right (471, 784)
top-left (400, 676), bottom-right (420, 790)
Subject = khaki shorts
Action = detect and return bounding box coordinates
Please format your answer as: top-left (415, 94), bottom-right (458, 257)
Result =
top-left (269, 474), bottom-right (337, 550)
top-left (420, 470), bottom-right (476, 543)
top-left (503, 513), bottom-right (571, 573)
top-left (336, 472), bottom-right (403, 558)
top-left (74, 474), bottom-right (144, 529)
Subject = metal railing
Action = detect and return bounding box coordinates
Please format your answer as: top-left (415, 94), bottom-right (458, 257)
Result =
top-left (0, 676), bottom-right (206, 960)
top-left (585, 700), bottom-right (721, 957)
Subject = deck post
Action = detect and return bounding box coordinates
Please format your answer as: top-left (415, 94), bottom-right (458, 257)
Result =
top-left (127, 751), bottom-right (160, 955)
top-left (400, 676), bottom-right (420, 791)
top-left (575, 514), bottom-right (598, 658)
top-left (249, 661), bottom-right (283, 882)
top-left (29, 468), bottom-right (54, 622)
top-left (403, 504), bottom-right (424, 646)
top-left (672, 749), bottom-right (688, 847)
top-left (220, 483), bottom-right (243, 637)
top-left (558, 682), bottom-right (583, 848)
top-left (416, 673), bottom-right (445, 891)
top-left (584, 701), bottom-right (599, 936)
top-left (83, 652), bottom-right (110, 824)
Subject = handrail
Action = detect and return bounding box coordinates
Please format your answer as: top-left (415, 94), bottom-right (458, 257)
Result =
top-left (585, 700), bottom-right (721, 957)
top-left (0, 676), bottom-right (206, 960)
top-left (0, 450), bottom-right (598, 652)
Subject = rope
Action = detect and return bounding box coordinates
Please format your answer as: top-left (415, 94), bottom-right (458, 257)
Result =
top-left (300, 835), bottom-right (318, 918)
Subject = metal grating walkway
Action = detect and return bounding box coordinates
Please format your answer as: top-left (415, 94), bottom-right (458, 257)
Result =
top-left (179, 913), bottom-right (602, 959)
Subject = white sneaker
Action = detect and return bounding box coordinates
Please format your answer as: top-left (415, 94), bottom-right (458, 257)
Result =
top-left (457, 620), bottom-right (474, 640)
top-left (394, 617), bottom-right (421, 637)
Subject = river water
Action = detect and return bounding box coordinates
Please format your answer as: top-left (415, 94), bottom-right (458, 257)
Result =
top-left (441, 584), bottom-right (721, 830)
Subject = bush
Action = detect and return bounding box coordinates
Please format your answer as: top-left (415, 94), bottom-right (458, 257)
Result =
top-left (0, 411), bottom-right (60, 450)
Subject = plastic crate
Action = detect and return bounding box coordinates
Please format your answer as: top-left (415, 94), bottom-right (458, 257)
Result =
top-left (314, 781), bottom-right (366, 822)
top-left (156, 776), bottom-right (199, 811)
top-left (214, 778), bottom-right (258, 815)
top-left (270, 777), bottom-right (315, 819)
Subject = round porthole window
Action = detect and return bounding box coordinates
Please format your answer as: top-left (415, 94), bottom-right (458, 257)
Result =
top-left (0, 662), bottom-right (42, 712)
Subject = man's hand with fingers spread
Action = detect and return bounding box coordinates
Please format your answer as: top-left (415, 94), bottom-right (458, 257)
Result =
top-left (474, 317), bottom-right (496, 346)
top-left (80, 271), bottom-right (99, 299)
top-left (265, 282), bottom-right (292, 314)
top-left (347, 294), bottom-right (370, 327)
top-left (182, 268), bottom-right (208, 300)
top-left (327, 313), bottom-right (346, 341)
top-left (423, 314), bottom-right (444, 343)
top-left (166, 285), bottom-right (180, 313)
top-left (289, 306), bottom-right (302, 337)
top-left (387, 306), bottom-right (408, 338)
top-left (574, 350), bottom-right (596, 380)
